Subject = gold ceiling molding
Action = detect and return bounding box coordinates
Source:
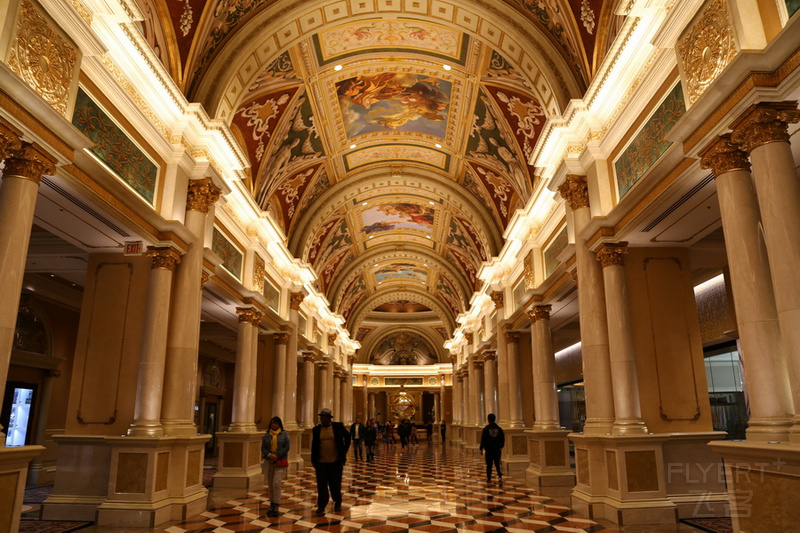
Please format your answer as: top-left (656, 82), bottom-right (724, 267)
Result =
top-left (7, 0), bottom-right (78, 117)
top-left (100, 54), bottom-right (169, 139)
top-left (70, 0), bottom-right (92, 24)
top-left (677, 0), bottom-right (738, 107)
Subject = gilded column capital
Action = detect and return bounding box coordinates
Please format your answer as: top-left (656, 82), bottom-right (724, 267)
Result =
top-left (528, 305), bottom-right (552, 323)
top-left (347, 355), bottom-right (355, 365)
top-left (482, 351), bottom-right (497, 362)
top-left (596, 242), bottom-right (628, 268)
top-left (464, 332), bottom-right (473, 344)
top-left (730, 102), bottom-right (800, 153)
top-left (449, 355), bottom-right (456, 364)
top-left (186, 178), bottom-right (221, 213)
top-left (473, 360), bottom-right (484, 370)
top-left (236, 307), bottom-right (262, 326)
top-left (201, 270), bottom-right (212, 287)
top-left (504, 331), bottom-right (520, 344)
top-left (558, 174), bottom-right (590, 210)
top-left (0, 122), bottom-right (23, 159)
top-left (273, 332), bottom-right (289, 345)
top-left (146, 246), bottom-right (181, 271)
top-left (3, 144), bottom-right (56, 184)
top-left (700, 134), bottom-right (750, 176)
top-left (315, 360), bottom-right (328, 370)
top-left (328, 333), bottom-right (338, 345)
top-left (490, 291), bottom-right (504, 309)
top-left (290, 292), bottom-right (305, 310)
top-left (302, 352), bottom-right (316, 363)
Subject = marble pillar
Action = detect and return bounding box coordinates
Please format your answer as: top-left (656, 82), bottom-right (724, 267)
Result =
top-left (128, 247), bottom-right (181, 437)
top-left (162, 178), bottom-right (220, 436)
top-left (731, 103), bottom-right (800, 439)
top-left (272, 332), bottom-right (289, 420)
top-left (301, 352), bottom-right (316, 428)
top-left (701, 135), bottom-right (794, 440)
top-left (482, 350), bottom-right (498, 418)
top-left (528, 306), bottom-right (559, 430)
top-left (285, 293), bottom-right (304, 429)
top-left (596, 243), bottom-right (647, 435)
top-left (333, 369), bottom-right (342, 418)
top-left (0, 141), bottom-right (55, 442)
top-left (316, 359), bottom-right (330, 413)
top-left (504, 331), bottom-right (525, 428)
top-left (559, 175), bottom-right (615, 434)
top-left (229, 307), bottom-right (262, 432)
top-left (491, 292), bottom-right (510, 421)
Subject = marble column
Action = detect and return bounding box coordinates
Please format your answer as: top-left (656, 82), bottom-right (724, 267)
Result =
top-left (0, 140), bottom-right (55, 442)
top-left (369, 391), bottom-right (376, 420)
top-left (528, 306), bottom-right (560, 430)
top-left (596, 243), bottom-right (647, 435)
top-left (434, 392), bottom-right (440, 423)
top-left (559, 175), bottom-right (615, 434)
top-left (316, 359), bottom-right (330, 413)
top-left (491, 292), bottom-right (510, 421)
top-left (128, 247), bottom-right (181, 436)
top-left (162, 178), bottom-right (220, 435)
top-left (229, 307), bottom-right (262, 432)
top-left (439, 375), bottom-right (446, 422)
top-left (301, 352), bottom-right (316, 427)
top-left (459, 369), bottom-right (469, 426)
top-left (482, 350), bottom-right (498, 417)
top-left (333, 369), bottom-right (342, 417)
top-left (701, 136), bottom-right (793, 440)
top-left (271, 332), bottom-right (289, 420)
top-left (504, 331), bottom-right (525, 428)
top-left (472, 358), bottom-right (485, 425)
top-left (731, 103), bottom-right (800, 439)
top-left (285, 292), bottom-right (304, 429)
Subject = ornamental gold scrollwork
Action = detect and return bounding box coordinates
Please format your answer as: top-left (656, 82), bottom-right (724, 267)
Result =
top-left (558, 175), bottom-right (590, 210)
top-left (252, 254), bottom-right (266, 294)
top-left (186, 178), bottom-right (221, 213)
top-left (730, 102), bottom-right (800, 154)
top-left (490, 291), bottom-right (504, 309)
top-left (677, 0), bottom-right (738, 106)
top-left (596, 242), bottom-right (629, 268)
top-left (504, 331), bottom-right (520, 344)
top-left (700, 134), bottom-right (750, 176)
top-left (523, 250), bottom-right (536, 290)
top-left (273, 332), bottom-right (289, 345)
top-left (8, 0), bottom-right (78, 116)
top-left (0, 122), bottom-right (23, 159)
top-left (146, 247), bottom-right (181, 271)
top-left (290, 292), bottom-right (305, 310)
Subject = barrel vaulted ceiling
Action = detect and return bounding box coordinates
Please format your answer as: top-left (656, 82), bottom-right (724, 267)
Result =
top-left (134, 0), bottom-right (624, 354)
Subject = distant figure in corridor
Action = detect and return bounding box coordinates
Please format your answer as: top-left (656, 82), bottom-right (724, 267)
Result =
top-left (350, 416), bottom-right (365, 461)
top-left (311, 408), bottom-right (350, 514)
top-left (480, 413), bottom-right (505, 484)
top-left (440, 420), bottom-right (446, 443)
top-left (261, 416), bottom-right (290, 517)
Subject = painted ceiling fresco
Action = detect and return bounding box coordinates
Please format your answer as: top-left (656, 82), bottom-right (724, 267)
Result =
top-left (133, 0), bottom-right (620, 351)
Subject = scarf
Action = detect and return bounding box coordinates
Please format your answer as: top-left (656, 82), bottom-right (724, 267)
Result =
top-left (269, 428), bottom-right (281, 453)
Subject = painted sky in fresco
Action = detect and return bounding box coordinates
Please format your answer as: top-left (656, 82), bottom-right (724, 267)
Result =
top-left (361, 203), bottom-right (434, 235)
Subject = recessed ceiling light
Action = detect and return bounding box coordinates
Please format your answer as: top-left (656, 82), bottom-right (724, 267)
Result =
top-left (429, 201), bottom-right (435, 204)
top-left (362, 202), bottom-right (368, 206)
top-left (334, 65), bottom-right (343, 71)
top-left (435, 143), bottom-right (442, 148)
top-left (378, 282), bottom-right (382, 284)
top-left (422, 281), bottom-right (426, 284)
top-left (423, 264), bottom-right (428, 267)
top-left (426, 235), bottom-right (431, 239)
top-left (350, 144), bottom-right (357, 149)
top-left (374, 264), bottom-right (378, 267)
top-left (369, 235), bottom-right (374, 239)
top-left (443, 64), bottom-right (451, 71)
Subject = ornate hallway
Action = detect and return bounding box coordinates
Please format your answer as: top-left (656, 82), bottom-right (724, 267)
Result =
top-left (69, 444), bottom-right (708, 533)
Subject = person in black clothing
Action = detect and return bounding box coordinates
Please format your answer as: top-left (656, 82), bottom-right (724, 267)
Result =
top-left (311, 408), bottom-right (351, 514)
top-left (398, 419), bottom-right (410, 448)
top-left (364, 419), bottom-right (378, 461)
top-left (479, 413), bottom-right (505, 483)
top-left (440, 420), bottom-right (446, 443)
top-left (350, 416), bottom-right (365, 461)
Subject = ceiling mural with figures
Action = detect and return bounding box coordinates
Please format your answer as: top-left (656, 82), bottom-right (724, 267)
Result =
top-left (133, 0), bottom-right (615, 360)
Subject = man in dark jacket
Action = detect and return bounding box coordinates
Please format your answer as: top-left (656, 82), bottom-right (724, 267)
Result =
top-left (479, 413), bottom-right (505, 483)
top-left (349, 416), bottom-right (365, 461)
top-left (311, 408), bottom-right (351, 514)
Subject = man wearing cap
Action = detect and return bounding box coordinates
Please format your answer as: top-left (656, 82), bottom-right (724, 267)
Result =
top-left (311, 407), bottom-right (351, 514)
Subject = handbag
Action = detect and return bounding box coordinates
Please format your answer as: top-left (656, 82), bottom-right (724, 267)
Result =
top-left (275, 458), bottom-right (289, 467)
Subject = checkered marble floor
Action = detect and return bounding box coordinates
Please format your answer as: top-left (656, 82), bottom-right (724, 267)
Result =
top-left (164, 443), bottom-right (612, 533)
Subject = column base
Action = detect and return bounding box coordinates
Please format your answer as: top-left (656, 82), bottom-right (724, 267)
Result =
top-left (500, 428), bottom-right (531, 476)
top-left (709, 440), bottom-right (800, 533)
top-left (464, 426), bottom-right (483, 454)
top-left (0, 445), bottom-right (45, 533)
top-left (286, 428), bottom-right (305, 472)
top-left (569, 431), bottom-right (727, 526)
top-left (213, 431), bottom-right (265, 489)
top-left (525, 429), bottom-right (575, 497)
top-left (299, 428), bottom-right (312, 463)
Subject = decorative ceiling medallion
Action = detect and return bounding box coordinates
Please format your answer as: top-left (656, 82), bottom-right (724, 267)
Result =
top-left (677, 0), bottom-right (738, 106)
top-left (8, 0), bottom-right (78, 116)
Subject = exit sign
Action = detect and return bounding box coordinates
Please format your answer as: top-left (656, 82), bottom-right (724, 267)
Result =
top-left (124, 241), bottom-right (143, 255)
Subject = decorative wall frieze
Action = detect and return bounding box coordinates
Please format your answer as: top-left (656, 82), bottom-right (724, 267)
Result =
top-left (677, 0), bottom-right (738, 106)
top-left (730, 102), bottom-right (800, 153)
top-left (699, 134), bottom-right (750, 175)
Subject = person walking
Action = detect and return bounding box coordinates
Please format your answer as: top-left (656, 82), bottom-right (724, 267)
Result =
top-left (440, 420), bottom-right (446, 443)
top-left (350, 416), bottom-right (365, 461)
top-left (479, 413), bottom-right (505, 483)
top-left (261, 416), bottom-right (290, 517)
top-left (311, 407), bottom-right (350, 514)
top-left (364, 419), bottom-right (378, 461)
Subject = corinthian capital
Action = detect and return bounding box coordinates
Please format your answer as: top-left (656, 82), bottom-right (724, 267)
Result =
top-left (290, 292), bottom-right (305, 310)
top-left (3, 144), bottom-right (56, 184)
top-left (527, 305), bottom-right (551, 323)
top-left (490, 291), bottom-right (504, 309)
top-left (700, 134), bottom-right (750, 176)
top-left (146, 246), bottom-right (181, 271)
top-left (596, 242), bottom-right (628, 268)
top-left (558, 174), bottom-right (590, 210)
top-left (730, 102), bottom-right (800, 154)
top-left (236, 307), bottom-right (263, 326)
top-left (0, 122), bottom-right (23, 159)
top-left (273, 332), bottom-right (289, 345)
top-left (186, 178), bottom-right (221, 213)
top-left (504, 331), bottom-right (520, 344)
